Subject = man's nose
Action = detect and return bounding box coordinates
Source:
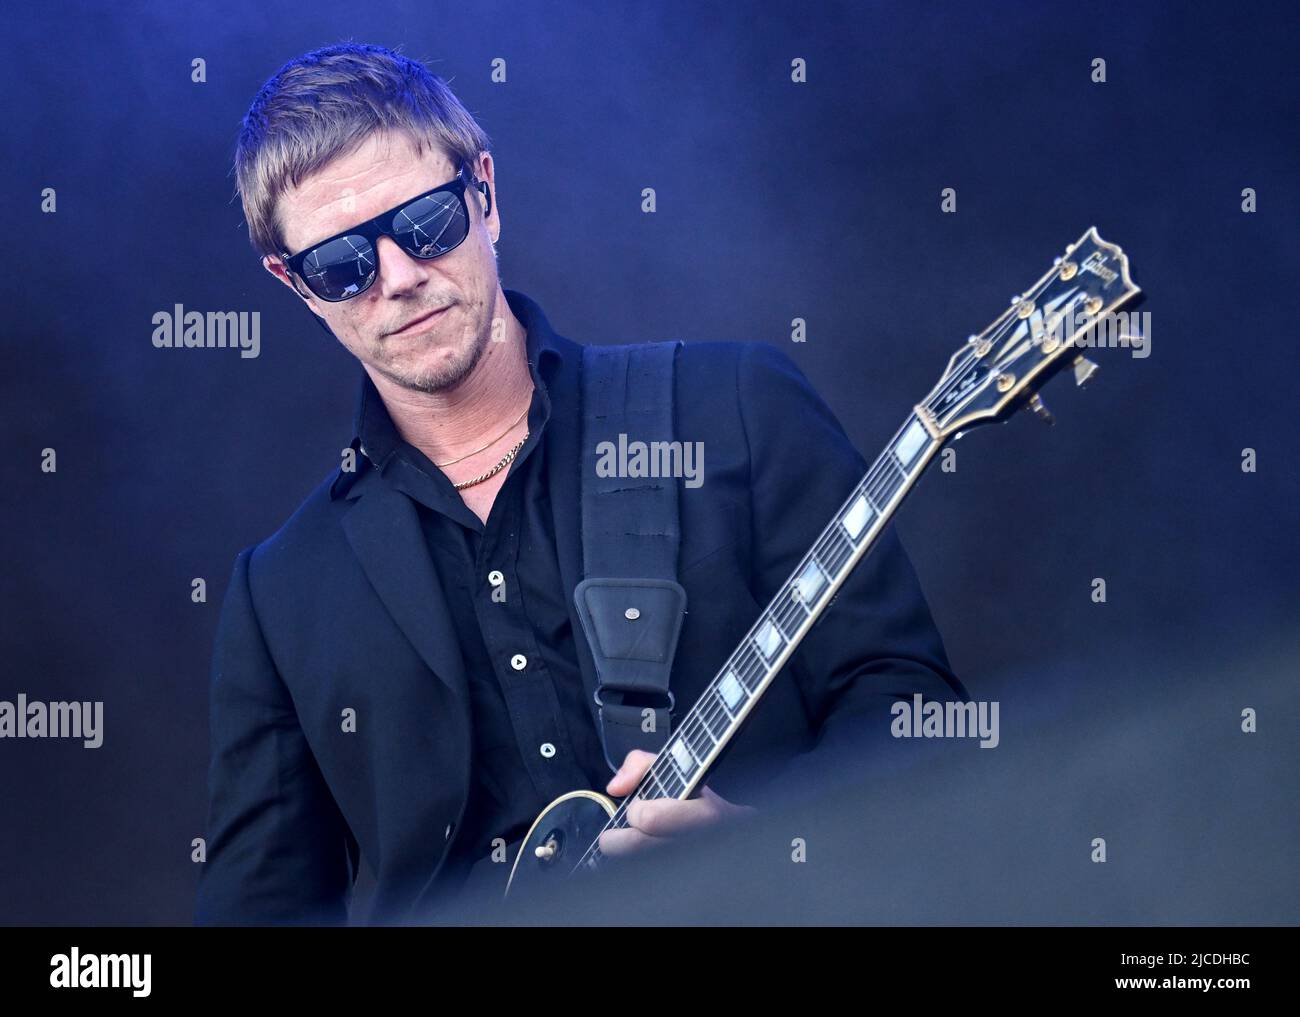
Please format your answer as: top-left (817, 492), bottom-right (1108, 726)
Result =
top-left (373, 235), bottom-right (432, 298)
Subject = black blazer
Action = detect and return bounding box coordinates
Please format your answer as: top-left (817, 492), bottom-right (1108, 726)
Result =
top-left (195, 291), bottom-right (963, 925)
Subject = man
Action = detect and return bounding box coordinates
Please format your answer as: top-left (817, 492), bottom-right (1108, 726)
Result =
top-left (196, 42), bottom-right (964, 926)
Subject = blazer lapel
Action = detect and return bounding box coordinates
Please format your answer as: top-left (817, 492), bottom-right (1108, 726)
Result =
top-left (341, 474), bottom-right (470, 705)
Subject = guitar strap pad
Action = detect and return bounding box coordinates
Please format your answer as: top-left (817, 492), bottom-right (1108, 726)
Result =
top-left (574, 340), bottom-right (687, 773)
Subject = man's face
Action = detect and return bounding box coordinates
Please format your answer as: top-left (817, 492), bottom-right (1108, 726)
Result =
top-left (264, 130), bottom-right (501, 394)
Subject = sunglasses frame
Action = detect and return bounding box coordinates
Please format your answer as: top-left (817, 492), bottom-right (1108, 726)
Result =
top-left (279, 161), bottom-right (491, 302)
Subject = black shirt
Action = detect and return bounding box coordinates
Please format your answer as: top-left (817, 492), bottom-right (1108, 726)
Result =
top-left (349, 301), bottom-right (613, 898)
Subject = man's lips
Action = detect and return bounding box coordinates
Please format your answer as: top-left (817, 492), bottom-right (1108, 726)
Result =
top-left (387, 305), bottom-right (450, 337)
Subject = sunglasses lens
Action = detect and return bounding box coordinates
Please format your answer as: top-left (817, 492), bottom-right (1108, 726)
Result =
top-left (391, 189), bottom-right (469, 258)
top-left (302, 235), bottom-right (377, 300)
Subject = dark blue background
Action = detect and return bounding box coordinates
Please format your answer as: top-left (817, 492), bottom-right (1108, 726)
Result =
top-left (2, 0), bottom-right (1296, 923)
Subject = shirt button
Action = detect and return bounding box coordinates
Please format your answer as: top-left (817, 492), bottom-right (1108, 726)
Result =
top-left (510, 654), bottom-right (528, 671)
top-left (444, 822), bottom-right (455, 841)
top-left (539, 743), bottom-right (556, 758)
top-left (488, 570), bottom-right (504, 587)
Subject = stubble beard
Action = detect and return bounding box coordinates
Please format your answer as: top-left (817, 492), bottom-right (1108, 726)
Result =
top-left (373, 317), bottom-right (493, 395)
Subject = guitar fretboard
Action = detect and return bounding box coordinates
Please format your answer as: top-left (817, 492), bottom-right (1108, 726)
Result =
top-left (578, 409), bottom-right (941, 869)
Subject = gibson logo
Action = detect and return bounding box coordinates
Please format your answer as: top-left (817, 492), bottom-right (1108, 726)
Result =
top-left (1081, 250), bottom-right (1118, 286)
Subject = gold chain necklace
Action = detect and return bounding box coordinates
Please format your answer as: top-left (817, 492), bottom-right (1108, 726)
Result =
top-left (451, 432), bottom-right (529, 491)
top-left (432, 402), bottom-right (530, 467)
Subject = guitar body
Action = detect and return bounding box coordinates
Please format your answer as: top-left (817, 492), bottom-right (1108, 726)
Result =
top-left (505, 790), bottom-right (616, 897)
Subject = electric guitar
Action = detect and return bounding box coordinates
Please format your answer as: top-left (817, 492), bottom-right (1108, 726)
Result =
top-left (505, 226), bottom-right (1142, 897)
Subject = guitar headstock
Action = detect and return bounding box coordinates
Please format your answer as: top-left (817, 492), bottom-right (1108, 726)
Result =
top-left (919, 227), bottom-right (1142, 438)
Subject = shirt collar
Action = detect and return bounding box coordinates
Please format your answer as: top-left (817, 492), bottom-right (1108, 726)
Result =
top-left (331, 288), bottom-right (564, 499)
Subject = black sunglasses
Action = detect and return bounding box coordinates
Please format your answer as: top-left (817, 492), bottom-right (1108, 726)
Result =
top-left (280, 162), bottom-right (491, 302)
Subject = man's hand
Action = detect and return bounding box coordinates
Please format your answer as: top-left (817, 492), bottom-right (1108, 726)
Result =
top-left (598, 749), bottom-right (755, 858)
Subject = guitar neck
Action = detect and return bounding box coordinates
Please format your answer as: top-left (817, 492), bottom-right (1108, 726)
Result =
top-left (627, 408), bottom-right (942, 806)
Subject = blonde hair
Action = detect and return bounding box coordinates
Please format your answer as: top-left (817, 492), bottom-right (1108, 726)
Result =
top-left (234, 42), bottom-right (492, 259)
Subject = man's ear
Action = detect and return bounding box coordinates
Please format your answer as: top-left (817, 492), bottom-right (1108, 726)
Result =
top-left (263, 254), bottom-right (320, 311)
top-left (473, 151), bottom-right (499, 241)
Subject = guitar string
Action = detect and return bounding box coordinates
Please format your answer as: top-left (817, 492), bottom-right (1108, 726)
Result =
top-left (569, 262), bottom-right (1071, 872)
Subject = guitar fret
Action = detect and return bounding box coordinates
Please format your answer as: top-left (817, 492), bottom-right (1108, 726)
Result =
top-left (685, 720), bottom-right (714, 758)
top-left (656, 762), bottom-right (685, 796)
top-left (733, 649), bottom-right (764, 691)
top-left (822, 525), bottom-right (853, 571)
top-left (645, 769), bottom-right (672, 799)
top-left (701, 696), bottom-right (730, 739)
top-left (864, 487), bottom-right (893, 522)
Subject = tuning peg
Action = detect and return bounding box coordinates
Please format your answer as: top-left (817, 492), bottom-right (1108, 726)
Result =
top-left (1027, 394), bottom-right (1054, 425)
top-left (1072, 355), bottom-right (1099, 387)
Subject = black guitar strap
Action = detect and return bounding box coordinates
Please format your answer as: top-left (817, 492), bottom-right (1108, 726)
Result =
top-left (573, 340), bottom-right (688, 773)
